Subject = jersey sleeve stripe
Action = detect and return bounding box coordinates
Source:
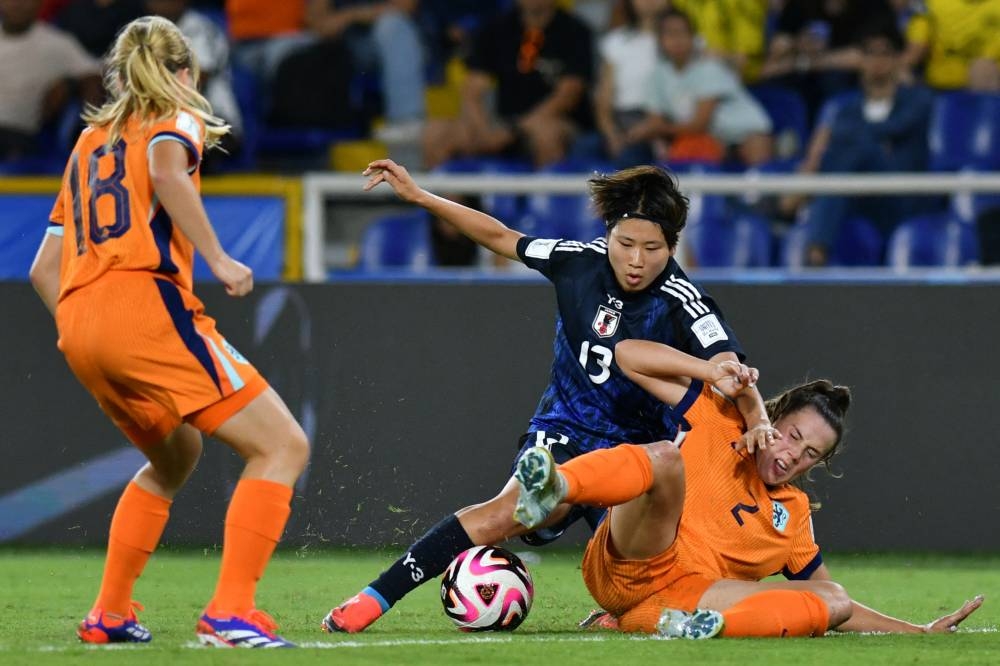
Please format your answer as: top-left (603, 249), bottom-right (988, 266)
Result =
top-left (149, 132), bottom-right (201, 173)
top-left (782, 552), bottom-right (823, 580)
top-left (660, 285), bottom-right (702, 319)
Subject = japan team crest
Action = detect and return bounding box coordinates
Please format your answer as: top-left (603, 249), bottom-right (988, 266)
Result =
top-left (592, 305), bottom-right (621, 338)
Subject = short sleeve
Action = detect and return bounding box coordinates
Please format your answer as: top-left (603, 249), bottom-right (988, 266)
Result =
top-left (49, 181), bottom-right (68, 227)
top-left (660, 273), bottom-right (745, 360)
top-left (516, 236), bottom-right (602, 281)
top-left (644, 64), bottom-right (671, 113)
top-left (148, 111), bottom-right (206, 172)
top-left (783, 507), bottom-right (823, 580)
top-left (905, 12), bottom-right (930, 47)
top-left (690, 59), bottom-right (739, 100)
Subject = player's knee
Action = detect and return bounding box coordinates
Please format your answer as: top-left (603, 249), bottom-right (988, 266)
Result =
top-left (272, 420), bottom-right (310, 476)
top-left (815, 581), bottom-right (852, 627)
top-left (645, 440), bottom-right (684, 486)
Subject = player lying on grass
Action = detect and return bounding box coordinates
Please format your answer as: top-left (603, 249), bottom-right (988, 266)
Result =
top-left (513, 339), bottom-right (985, 638)
top-left (322, 159), bottom-right (777, 633)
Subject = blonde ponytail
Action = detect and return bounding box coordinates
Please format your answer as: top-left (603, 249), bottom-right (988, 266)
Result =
top-left (83, 15), bottom-right (229, 149)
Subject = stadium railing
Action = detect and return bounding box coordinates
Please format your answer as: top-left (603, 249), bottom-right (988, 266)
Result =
top-left (301, 171), bottom-right (1000, 282)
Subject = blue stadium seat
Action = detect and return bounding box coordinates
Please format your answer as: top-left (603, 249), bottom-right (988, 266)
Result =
top-left (434, 157), bottom-right (532, 224)
top-left (973, 93), bottom-right (1000, 169)
top-left (749, 85), bottom-right (809, 160)
top-left (524, 157), bottom-right (613, 239)
top-left (887, 213), bottom-right (979, 268)
top-left (928, 91), bottom-right (994, 171)
top-left (685, 213), bottom-right (772, 268)
top-left (782, 216), bottom-right (884, 267)
top-left (358, 212), bottom-right (432, 270)
top-left (666, 161), bottom-right (729, 226)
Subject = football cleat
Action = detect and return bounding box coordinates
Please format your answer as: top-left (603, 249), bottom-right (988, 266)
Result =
top-left (656, 608), bottom-right (725, 640)
top-left (321, 589), bottom-right (385, 634)
top-left (196, 608), bottom-right (295, 648)
top-left (77, 600), bottom-right (152, 644)
top-left (513, 446), bottom-right (567, 529)
top-left (579, 609), bottom-right (621, 631)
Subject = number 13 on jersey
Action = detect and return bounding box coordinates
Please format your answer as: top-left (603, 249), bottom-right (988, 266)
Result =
top-left (579, 341), bottom-right (613, 384)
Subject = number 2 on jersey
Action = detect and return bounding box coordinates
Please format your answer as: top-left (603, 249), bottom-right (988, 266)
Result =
top-left (71, 139), bottom-right (132, 254)
top-left (579, 341), bottom-right (613, 384)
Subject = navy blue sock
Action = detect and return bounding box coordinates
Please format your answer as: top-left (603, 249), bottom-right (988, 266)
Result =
top-left (368, 514), bottom-right (474, 608)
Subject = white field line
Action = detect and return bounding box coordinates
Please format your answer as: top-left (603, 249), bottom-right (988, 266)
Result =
top-left (7, 627), bottom-right (997, 652)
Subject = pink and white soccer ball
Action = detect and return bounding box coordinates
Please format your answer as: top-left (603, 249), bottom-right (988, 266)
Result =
top-left (440, 545), bottom-right (534, 631)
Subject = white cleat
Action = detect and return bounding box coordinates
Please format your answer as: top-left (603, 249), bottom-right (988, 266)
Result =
top-left (657, 608), bottom-right (725, 640)
top-left (513, 446), bottom-right (567, 529)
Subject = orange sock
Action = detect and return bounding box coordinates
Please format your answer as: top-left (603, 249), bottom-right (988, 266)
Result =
top-left (209, 478), bottom-right (292, 617)
top-left (560, 444), bottom-right (654, 506)
top-left (94, 481), bottom-right (171, 618)
top-left (721, 590), bottom-right (830, 637)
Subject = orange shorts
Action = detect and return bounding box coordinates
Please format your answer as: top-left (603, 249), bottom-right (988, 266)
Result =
top-left (56, 273), bottom-right (268, 447)
top-left (581, 508), bottom-right (715, 617)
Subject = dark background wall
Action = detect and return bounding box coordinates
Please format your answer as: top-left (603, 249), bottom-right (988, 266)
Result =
top-left (2, 281), bottom-right (998, 551)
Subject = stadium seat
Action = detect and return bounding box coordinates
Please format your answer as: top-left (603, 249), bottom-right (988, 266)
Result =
top-left (685, 213), bottom-right (772, 268)
top-left (887, 213), bottom-right (979, 268)
top-left (522, 158), bottom-right (612, 238)
top-left (973, 93), bottom-right (1000, 169)
top-left (357, 211), bottom-right (432, 271)
top-left (782, 216), bottom-right (884, 267)
top-left (435, 156), bottom-right (532, 225)
top-left (929, 91), bottom-right (988, 171)
top-left (666, 161), bottom-right (729, 227)
top-left (749, 84), bottom-right (809, 160)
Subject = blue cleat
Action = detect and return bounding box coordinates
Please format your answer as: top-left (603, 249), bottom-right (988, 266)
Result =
top-left (196, 608), bottom-right (295, 648)
top-left (77, 601), bottom-right (152, 644)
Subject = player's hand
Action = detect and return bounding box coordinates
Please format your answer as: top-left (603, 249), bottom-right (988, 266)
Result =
top-left (211, 254), bottom-right (253, 297)
top-left (363, 159), bottom-right (423, 203)
top-left (922, 595), bottom-right (985, 633)
top-left (737, 422), bottom-right (782, 454)
top-left (709, 360), bottom-right (757, 398)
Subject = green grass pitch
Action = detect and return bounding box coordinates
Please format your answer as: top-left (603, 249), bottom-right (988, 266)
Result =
top-left (0, 548), bottom-right (996, 664)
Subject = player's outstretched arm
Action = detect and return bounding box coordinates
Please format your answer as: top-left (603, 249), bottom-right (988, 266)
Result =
top-left (811, 564), bottom-right (985, 634)
top-left (363, 159), bottom-right (524, 261)
top-left (150, 140), bottom-right (252, 296)
top-left (616, 340), bottom-right (755, 408)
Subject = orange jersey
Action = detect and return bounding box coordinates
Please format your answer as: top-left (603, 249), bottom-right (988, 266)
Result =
top-left (49, 111), bottom-right (206, 301)
top-left (672, 381), bottom-right (821, 581)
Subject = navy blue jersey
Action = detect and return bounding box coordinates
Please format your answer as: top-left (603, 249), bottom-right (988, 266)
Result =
top-left (516, 236), bottom-right (745, 452)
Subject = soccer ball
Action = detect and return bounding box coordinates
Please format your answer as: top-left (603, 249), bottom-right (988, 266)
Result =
top-left (440, 545), bottom-right (534, 631)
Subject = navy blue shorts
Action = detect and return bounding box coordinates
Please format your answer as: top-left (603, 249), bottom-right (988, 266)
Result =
top-left (512, 431), bottom-right (607, 546)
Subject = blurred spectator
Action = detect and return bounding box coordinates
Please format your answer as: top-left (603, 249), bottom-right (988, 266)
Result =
top-left (674, 0), bottom-right (769, 82)
top-left (226, 0), bottom-right (314, 90)
top-left (53, 0), bottom-right (144, 58)
top-left (0, 0), bottom-right (102, 161)
top-left (785, 27), bottom-right (935, 266)
top-left (421, 0), bottom-right (594, 169)
top-left (145, 0), bottom-right (242, 170)
top-left (904, 0), bottom-right (1000, 92)
top-left (761, 0), bottom-right (897, 120)
top-left (307, 0), bottom-right (426, 140)
top-left (626, 9), bottom-right (773, 166)
top-left (594, 0), bottom-right (666, 168)
top-left (418, 0), bottom-right (505, 75)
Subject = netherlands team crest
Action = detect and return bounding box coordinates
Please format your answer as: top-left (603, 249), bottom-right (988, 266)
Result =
top-left (592, 305), bottom-right (621, 338)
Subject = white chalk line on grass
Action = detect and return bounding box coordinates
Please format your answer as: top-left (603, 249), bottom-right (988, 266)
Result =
top-left (7, 627), bottom-right (997, 653)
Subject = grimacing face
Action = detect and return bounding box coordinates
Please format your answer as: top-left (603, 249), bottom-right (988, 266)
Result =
top-left (755, 406), bottom-right (837, 486)
top-left (606, 218), bottom-right (672, 293)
